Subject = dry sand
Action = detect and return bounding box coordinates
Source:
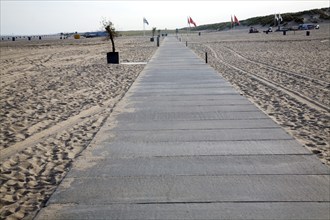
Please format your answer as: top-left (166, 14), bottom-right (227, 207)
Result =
top-left (1, 25), bottom-right (330, 219)
top-left (0, 36), bottom-right (158, 219)
top-left (188, 24), bottom-right (329, 165)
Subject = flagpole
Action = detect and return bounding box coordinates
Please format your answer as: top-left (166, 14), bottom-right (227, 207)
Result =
top-left (278, 13), bottom-right (282, 31)
top-left (189, 20), bottom-right (191, 36)
top-left (143, 18), bottom-right (145, 36)
top-left (234, 15), bottom-right (235, 30)
top-left (186, 16), bottom-right (189, 39)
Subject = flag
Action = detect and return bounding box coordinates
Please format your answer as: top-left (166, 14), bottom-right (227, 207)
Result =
top-left (274, 14), bottom-right (279, 21)
top-left (231, 15), bottom-right (233, 25)
top-left (188, 16), bottom-right (197, 27)
top-left (143, 17), bottom-right (149, 25)
top-left (278, 14), bottom-right (283, 22)
top-left (234, 15), bottom-right (240, 25)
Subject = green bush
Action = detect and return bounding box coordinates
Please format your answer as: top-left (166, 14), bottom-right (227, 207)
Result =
top-left (294, 17), bottom-right (304, 23)
top-left (319, 13), bottom-right (330, 20)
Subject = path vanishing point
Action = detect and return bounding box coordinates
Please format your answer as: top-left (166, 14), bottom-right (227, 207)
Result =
top-left (36, 36), bottom-right (330, 219)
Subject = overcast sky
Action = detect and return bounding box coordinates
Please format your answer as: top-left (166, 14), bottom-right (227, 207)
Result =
top-left (1, 0), bottom-right (329, 35)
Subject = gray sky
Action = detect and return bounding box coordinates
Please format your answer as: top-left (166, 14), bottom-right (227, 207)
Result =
top-left (0, 0), bottom-right (329, 35)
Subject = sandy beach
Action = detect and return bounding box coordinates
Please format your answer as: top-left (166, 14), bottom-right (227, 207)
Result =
top-left (188, 24), bottom-right (329, 165)
top-left (1, 25), bottom-right (329, 219)
top-left (0, 36), bottom-right (158, 219)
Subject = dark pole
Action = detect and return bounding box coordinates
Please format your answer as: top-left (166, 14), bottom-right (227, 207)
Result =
top-left (186, 41), bottom-right (188, 47)
top-left (157, 36), bottom-right (160, 47)
top-left (205, 52), bottom-right (208, 63)
top-left (106, 25), bottom-right (115, 52)
top-left (109, 32), bottom-right (115, 52)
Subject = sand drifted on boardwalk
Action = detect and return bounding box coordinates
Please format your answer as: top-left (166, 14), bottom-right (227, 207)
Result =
top-left (0, 37), bottom-right (157, 219)
top-left (189, 25), bottom-right (329, 165)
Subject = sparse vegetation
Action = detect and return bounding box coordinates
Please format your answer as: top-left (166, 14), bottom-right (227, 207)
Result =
top-left (101, 18), bottom-right (117, 52)
top-left (189, 7), bottom-right (329, 31)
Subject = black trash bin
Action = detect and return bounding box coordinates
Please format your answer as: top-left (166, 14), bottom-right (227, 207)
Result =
top-left (107, 52), bottom-right (119, 64)
top-left (306, 31), bottom-right (310, 36)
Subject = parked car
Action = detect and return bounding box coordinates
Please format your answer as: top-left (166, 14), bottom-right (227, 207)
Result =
top-left (298, 24), bottom-right (315, 30)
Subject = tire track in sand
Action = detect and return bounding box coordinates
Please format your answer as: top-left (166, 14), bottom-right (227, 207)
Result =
top-left (205, 44), bottom-right (330, 113)
top-left (0, 95), bottom-right (122, 161)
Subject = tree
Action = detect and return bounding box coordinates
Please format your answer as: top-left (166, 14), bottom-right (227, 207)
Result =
top-left (152, 27), bottom-right (156, 37)
top-left (101, 18), bottom-right (117, 52)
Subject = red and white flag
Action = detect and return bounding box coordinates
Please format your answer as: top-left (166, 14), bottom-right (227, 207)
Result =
top-left (234, 15), bottom-right (240, 25)
top-left (188, 16), bottom-right (197, 27)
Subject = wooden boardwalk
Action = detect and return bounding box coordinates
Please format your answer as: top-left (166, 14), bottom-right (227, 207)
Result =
top-left (36, 37), bottom-right (330, 219)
